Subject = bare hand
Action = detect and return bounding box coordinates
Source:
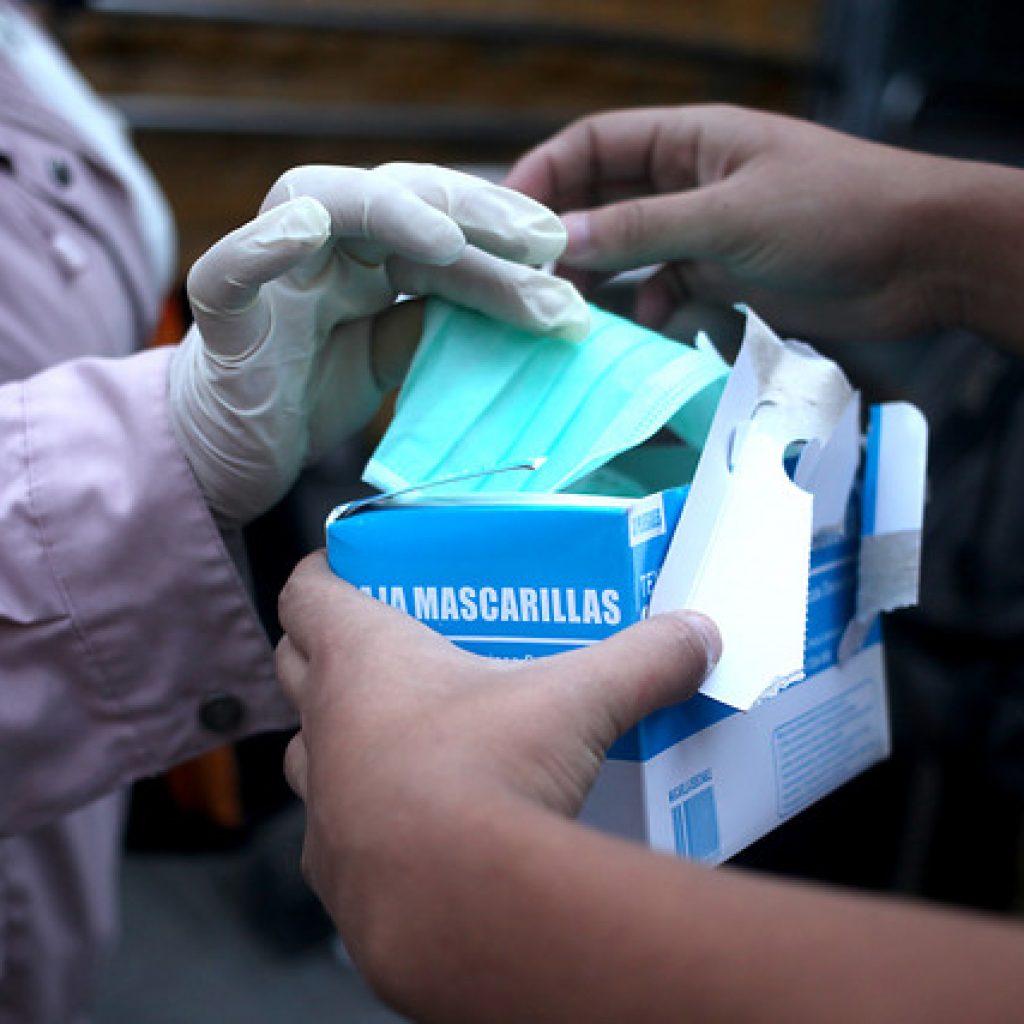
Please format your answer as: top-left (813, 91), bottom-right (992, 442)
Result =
top-left (506, 105), bottom-right (962, 343)
top-left (275, 552), bottom-right (718, 951)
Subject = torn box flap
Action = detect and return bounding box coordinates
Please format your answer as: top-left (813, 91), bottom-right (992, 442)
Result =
top-left (839, 401), bottom-right (928, 660)
top-left (648, 309), bottom-right (856, 711)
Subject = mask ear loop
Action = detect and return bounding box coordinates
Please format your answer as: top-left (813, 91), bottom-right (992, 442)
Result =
top-left (330, 457), bottom-right (547, 521)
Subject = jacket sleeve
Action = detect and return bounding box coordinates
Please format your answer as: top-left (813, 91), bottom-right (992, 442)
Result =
top-left (0, 346), bottom-right (294, 836)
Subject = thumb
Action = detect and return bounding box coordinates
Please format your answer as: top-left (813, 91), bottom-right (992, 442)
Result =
top-left (560, 186), bottom-right (736, 273)
top-left (187, 196), bottom-right (332, 360)
top-left (548, 610), bottom-right (722, 743)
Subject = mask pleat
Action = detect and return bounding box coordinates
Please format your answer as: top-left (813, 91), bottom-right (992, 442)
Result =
top-left (364, 298), bottom-right (729, 498)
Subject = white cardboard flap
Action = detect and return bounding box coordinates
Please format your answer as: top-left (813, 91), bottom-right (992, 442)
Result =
top-left (649, 310), bottom-right (856, 710)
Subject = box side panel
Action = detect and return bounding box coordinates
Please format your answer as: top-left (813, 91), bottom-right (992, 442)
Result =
top-left (635, 643), bottom-right (889, 863)
top-left (594, 515), bottom-right (889, 862)
top-left (579, 760), bottom-right (650, 844)
top-left (328, 487), bottom-right (890, 864)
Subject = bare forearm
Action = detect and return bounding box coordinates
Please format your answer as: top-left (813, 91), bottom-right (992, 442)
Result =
top-left (343, 791), bottom-right (1024, 1023)
top-left (278, 558), bottom-right (1020, 1021)
top-left (913, 157), bottom-right (1024, 353)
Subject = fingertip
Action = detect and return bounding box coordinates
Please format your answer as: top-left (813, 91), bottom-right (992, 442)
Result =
top-left (555, 605), bottom-right (721, 738)
top-left (665, 610), bottom-right (722, 681)
top-left (548, 304), bottom-right (592, 343)
top-left (288, 548), bottom-right (332, 587)
top-left (187, 197), bottom-right (333, 330)
top-left (277, 550), bottom-right (331, 636)
top-left (273, 195), bottom-right (332, 246)
top-left (516, 219), bottom-right (568, 265)
top-left (560, 211), bottom-right (591, 261)
top-left (512, 195), bottom-right (567, 250)
top-left (522, 276), bottom-right (591, 342)
top-left (502, 150), bottom-right (543, 196)
top-left (454, 186), bottom-right (566, 265)
top-left (308, 547), bottom-right (335, 574)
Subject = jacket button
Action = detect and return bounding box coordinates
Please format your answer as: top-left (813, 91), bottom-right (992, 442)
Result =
top-left (49, 157), bottom-right (73, 188)
top-left (198, 694), bottom-right (246, 734)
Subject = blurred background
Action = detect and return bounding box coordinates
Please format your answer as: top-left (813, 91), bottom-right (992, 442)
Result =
top-left (53, 0), bottom-right (822, 275)
top-left (40, 1), bottom-right (1024, 1019)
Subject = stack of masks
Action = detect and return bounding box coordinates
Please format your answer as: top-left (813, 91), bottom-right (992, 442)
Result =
top-left (364, 298), bottom-right (730, 498)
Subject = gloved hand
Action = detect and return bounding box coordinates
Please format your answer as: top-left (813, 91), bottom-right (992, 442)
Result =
top-left (169, 163), bottom-right (590, 526)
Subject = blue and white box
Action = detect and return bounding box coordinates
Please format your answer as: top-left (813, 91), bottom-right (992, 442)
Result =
top-left (326, 315), bottom-right (928, 863)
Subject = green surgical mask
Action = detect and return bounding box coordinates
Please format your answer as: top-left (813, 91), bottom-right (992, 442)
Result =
top-left (364, 298), bottom-right (729, 496)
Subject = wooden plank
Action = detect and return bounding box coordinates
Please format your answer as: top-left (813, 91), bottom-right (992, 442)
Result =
top-left (84, 0), bottom-right (821, 60)
top-left (58, 2), bottom-right (822, 277)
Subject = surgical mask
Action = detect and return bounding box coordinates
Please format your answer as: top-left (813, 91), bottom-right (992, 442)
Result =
top-left (363, 297), bottom-right (729, 496)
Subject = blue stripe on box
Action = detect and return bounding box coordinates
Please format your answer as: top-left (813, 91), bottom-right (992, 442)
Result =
top-left (862, 405), bottom-right (883, 536)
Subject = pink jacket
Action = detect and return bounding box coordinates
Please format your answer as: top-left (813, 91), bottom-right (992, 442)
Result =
top-left (0, 43), bottom-right (293, 1023)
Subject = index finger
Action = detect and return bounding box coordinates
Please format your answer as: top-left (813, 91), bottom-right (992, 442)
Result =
top-left (187, 197), bottom-right (332, 358)
top-left (505, 107), bottom-right (701, 210)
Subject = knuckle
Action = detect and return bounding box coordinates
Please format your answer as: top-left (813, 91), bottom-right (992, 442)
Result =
top-left (557, 112), bottom-right (595, 141)
top-left (603, 199), bottom-right (651, 256)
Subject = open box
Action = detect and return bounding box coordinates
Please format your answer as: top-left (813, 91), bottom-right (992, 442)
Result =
top-left (326, 309), bottom-right (927, 863)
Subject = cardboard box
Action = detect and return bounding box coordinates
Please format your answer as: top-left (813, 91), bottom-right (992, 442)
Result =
top-left (325, 314), bottom-right (927, 862)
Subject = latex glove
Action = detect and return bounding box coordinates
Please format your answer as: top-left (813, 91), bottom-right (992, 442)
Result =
top-left (169, 163), bottom-right (590, 526)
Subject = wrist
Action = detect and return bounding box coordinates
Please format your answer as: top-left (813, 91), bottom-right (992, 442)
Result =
top-left (335, 782), bottom-right (549, 1008)
top-left (908, 156), bottom-right (1024, 348)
